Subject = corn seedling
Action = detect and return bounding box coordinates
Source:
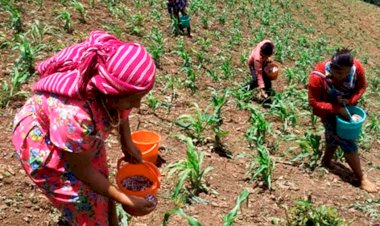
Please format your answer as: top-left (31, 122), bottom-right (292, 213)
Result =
top-left (246, 145), bottom-right (275, 189)
top-left (207, 89), bottom-right (232, 157)
top-left (71, 0), bottom-right (86, 23)
top-left (56, 10), bottom-right (72, 33)
top-left (13, 34), bottom-right (43, 74)
top-left (221, 57), bottom-right (234, 80)
top-left (291, 131), bottom-right (322, 171)
top-left (232, 86), bottom-right (252, 110)
top-left (245, 104), bottom-right (270, 147)
top-left (287, 198), bottom-right (347, 226)
top-left (218, 10), bottom-right (227, 25)
top-left (163, 208), bottom-right (201, 226)
top-left (147, 26), bottom-right (164, 66)
top-left (271, 93), bottom-right (298, 132)
top-left (28, 20), bottom-right (52, 42)
top-left (181, 67), bottom-right (197, 94)
top-left (175, 103), bottom-right (208, 143)
top-left (145, 91), bottom-right (160, 112)
top-left (206, 68), bottom-right (219, 81)
top-left (3, 2), bottom-right (23, 33)
top-left (223, 188), bottom-right (250, 226)
top-left (167, 135), bottom-right (213, 203)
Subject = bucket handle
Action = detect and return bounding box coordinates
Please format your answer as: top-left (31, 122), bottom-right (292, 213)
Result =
top-left (117, 158), bottom-right (161, 187)
top-left (141, 143), bottom-right (158, 155)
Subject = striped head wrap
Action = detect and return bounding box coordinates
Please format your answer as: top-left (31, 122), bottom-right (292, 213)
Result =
top-left (33, 31), bottom-right (156, 98)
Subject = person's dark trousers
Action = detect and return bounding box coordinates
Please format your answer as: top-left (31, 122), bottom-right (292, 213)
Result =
top-left (244, 64), bottom-right (272, 95)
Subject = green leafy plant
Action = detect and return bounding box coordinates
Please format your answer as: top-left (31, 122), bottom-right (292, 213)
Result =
top-left (163, 208), bottom-right (201, 226)
top-left (245, 104), bottom-right (271, 147)
top-left (291, 131), bottom-right (322, 171)
top-left (167, 135), bottom-right (213, 203)
top-left (223, 188), bottom-right (250, 226)
top-left (71, 0), bottom-right (86, 23)
top-left (56, 10), bottom-right (72, 33)
top-left (246, 145), bottom-right (275, 189)
top-left (147, 26), bottom-right (164, 66)
top-left (175, 103), bottom-right (208, 144)
top-left (287, 198), bottom-right (347, 226)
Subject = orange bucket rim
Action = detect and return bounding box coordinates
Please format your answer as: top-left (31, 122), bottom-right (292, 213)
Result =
top-left (131, 130), bottom-right (161, 145)
top-left (116, 159), bottom-right (161, 196)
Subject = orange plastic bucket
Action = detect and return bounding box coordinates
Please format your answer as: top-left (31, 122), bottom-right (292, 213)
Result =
top-left (264, 62), bottom-right (280, 80)
top-left (116, 158), bottom-right (161, 198)
top-left (131, 130), bottom-right (161, 164)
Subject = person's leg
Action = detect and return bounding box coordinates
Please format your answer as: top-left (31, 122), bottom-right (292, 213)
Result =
top-left (244, 64), bottom-right (258, 91)
top-left (341, 140), bottom-right (377, 192)
top-left (322, 119), bottom-right (338, 167)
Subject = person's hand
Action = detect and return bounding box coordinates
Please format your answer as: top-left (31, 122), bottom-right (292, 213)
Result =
top-left (337, 96), bottom-right (348, 106)
top-left (122, 145), bottom-right (143, 164)
top-left (122, 195), bottom-right (157, 216)
top-left (338, 107), bottom-right (351, 120)
top-left (259, 88), bottom-right (268, 99)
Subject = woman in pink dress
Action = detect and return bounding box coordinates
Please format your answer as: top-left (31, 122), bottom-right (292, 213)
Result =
top-left (12, 31), bottom-right (157, 225)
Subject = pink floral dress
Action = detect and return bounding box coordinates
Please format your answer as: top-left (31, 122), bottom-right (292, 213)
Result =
top-left (12, 92), bottom-right (114, 225)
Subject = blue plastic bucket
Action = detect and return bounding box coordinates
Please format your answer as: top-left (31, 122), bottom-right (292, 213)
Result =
top-left (179, 15), bottom-right (190, 28)
top-left (336, 106), bottom-right (366, 140)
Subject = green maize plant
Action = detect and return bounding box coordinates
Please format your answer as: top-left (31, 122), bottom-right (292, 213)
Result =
top-left (223, 188), bottom-right (250, 226)
top-left (4, 3), bottom-right (23, 33)
top-left (71, 0), bottom-right (86, 23)
top-left (271, 94), bottom-right (298, 132)
top-left (56, 10), bottom-right (72, 33)
top-left (175, 103), bottom-right (208, 143)
top-left (287, 198), bottom-right (347, 226)
top-left (150, 8), bottom-right (161, 21)
top-left (167, 135), bottom-right (213, 203)
top-left (218, 10), bottom-right (227, 25)
top-left (206, 68), bottom-right (219, 82)
top-left (13, 34), bottom-right (44, 74)
top-left (240, 50), bottom-right (248, 65)
top-left (201, 15), bottom-right (209, 29)
top-left (246, 145), bottom-right (275, 189)
top-left (221, 57), bottom-right (234, 80)
top-left (147, 26), bottom-right (164, 66)
top-left (163, 208), bottom-right (201, 226)
top-left (133, 0), bottom-right (142, 9)
top-left (28, 20), bottom-right (53, 43)
top-left (193, 49), bottom-right (209, 70)
top-left (246, 104), bottom-right (270, 147)
top-left (365, 114), bottom-right (380, 136)
top-left (232, 87), bottom-right (252, 110)
top-left (129, 13), bottom-right (143, 35)
top-left (195, 37), bottom-right (211, 52)
top-left (292, 131), bottom-right (322, 171)
top-left (206, 89), bottom-right (231, 157)
top-left (175, 46), bottom-right (192, 69)
top-left (182, 67), bottom-right (197, 94)
top-left (145, 91), bottom-right (160, 112)
top-left (228, 28), bottom-right (241, 47)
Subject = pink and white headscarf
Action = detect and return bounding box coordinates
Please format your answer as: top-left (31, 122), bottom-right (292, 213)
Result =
top-left (33, 31), bottom-right (156, 98)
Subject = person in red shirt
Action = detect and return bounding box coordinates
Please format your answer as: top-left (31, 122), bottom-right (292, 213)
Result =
top-left (308, 48), bottom-right (377, 192)
top-left (245, 40), bottom-right (275, 106)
